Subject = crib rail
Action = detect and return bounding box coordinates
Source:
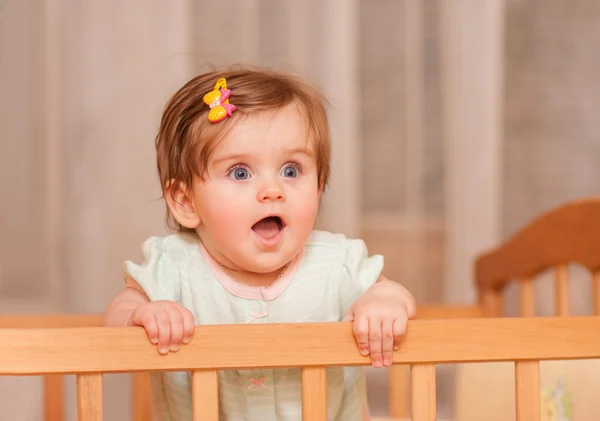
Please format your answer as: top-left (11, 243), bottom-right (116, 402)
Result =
top-left (2, 317), bottom-right (600, 420)
top-left (0, 313), bottom-right (152, 421)
top-left (1, 317), bottom-right (599, 374)
top-left (0, 314), bottom-right (103, 328)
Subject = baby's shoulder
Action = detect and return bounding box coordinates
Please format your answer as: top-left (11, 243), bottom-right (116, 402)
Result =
top-left (123, 231), bottom-right (205, 303)
top-left (161, 231), bottom-right (201, 251)
top-left (304, 230), bottom-right (366, 257)
top-left (305, 230), bottom-right (347, 249)
top-left (140, 231), bottom-right (202, 264)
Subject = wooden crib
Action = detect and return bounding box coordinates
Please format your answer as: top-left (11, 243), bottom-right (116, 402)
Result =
top-left (2, 317), bottom-right (600, 421)
top-left (2, 196), bottom-right (600, 420)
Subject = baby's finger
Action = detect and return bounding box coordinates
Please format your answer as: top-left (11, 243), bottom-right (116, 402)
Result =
top-left (182, 309), bottom-right (195, 344)
top-left (155, 311), bottom-right (172, 355)
top-left (342, 308), bottom-right (355, 322)
top-left (168, 307), bottom-right (184, 352)
top-left (368, 320), bottom-right (383, 368)
top-left (381, 321), bottom-right (394, 367)
top-left (352, 315), bottom-right (370, 356)
top-left (140, 312), bottom-right (158, 345)
top-left (392, 317), bottom-right (407, 351)
top-left (132, 310), bottom-right (159, 345)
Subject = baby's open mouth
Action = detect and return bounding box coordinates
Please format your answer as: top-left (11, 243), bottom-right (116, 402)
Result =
top-left (252, 216), bottom-right (284, 240)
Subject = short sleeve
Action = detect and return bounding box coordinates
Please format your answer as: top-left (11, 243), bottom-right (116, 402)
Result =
top-left (122, 236), bottom-right (180, 303)
top-left (338, 238), bottom-right (384, 318)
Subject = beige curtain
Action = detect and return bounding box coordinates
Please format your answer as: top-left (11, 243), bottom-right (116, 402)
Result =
top-left (1, 1), bottom-right (195, 420)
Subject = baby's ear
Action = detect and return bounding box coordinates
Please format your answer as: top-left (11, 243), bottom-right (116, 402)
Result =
top-left (164, 180), bottom-right (201, 229)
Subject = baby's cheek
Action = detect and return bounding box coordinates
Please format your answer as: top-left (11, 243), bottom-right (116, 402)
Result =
top-left (292, 198), bottom-right (320, 228)
top-left (226, 209), bottom-right (251, 231)
top-left (205, 207), bottom-right (248, 240)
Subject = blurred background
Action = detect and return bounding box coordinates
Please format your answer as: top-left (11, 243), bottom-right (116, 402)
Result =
top-left (1, 0), bottom-right (600, 420)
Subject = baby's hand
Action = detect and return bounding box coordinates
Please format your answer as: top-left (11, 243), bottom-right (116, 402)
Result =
top-left (128, 300), bottom-right (195, 354)
top-left (344, 280), bottom-right (414, 368)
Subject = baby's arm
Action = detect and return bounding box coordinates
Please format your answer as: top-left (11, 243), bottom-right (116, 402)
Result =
top-left (103, 277), bottom-right (195, 354)
top-left (103, 281), bottom-right (149, 326)
top-left (377, 276), bottom-right (417, 318)
top-left (344, 276), bottom-right (416, 368)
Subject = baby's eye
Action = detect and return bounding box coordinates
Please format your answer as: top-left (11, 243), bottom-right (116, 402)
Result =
top-left (229, 167), bottom-right (250, 180)
top-left (281, 165), bottom-right (299, 178)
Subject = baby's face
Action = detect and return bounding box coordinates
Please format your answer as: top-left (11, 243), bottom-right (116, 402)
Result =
top-left (192, 103), bottom-right (321, 274)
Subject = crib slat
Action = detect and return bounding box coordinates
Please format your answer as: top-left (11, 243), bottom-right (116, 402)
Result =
top-left (592, 270), bottom-right (600, 315)
top-left (192, 370), bottom-right (219, 421)
top-left (410, 364), bottom-right (436, 421)
top-left (45, 375), bottom-right (64, 421)
top-left (519, 277), bottom-right (535, 317)
top-left (554, 265), bottom-right (569, 316)
top-left (302, 367), bottom-right (327, 421)
top-left (482, 288), bottom-right (503, 317)
top-left (515, 360), bottom-right (540, 421)
top-left (132, 372), bottom-right (152, 421)
top-left (77, 373), bottom-right (103, 421)
top-left (388, 365), bottom-right (408, 418)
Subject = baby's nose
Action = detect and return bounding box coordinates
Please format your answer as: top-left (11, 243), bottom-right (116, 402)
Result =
top-left (257, 181), bottom-right (285, 202)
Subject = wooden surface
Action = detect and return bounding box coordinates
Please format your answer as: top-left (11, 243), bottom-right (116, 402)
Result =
top-left (388, 365), bottom-right (408, 417)
top-left (132, 372), bottom-right (152, 421)
top-left (77, 374), bottom-right (103, 421)
top-left (0, 313), bottom-right (149, 421)
top-left (481, 288), bottom-right (504, 317)
top-left (554, 264), bottom-right (570, 316)
top-left (0, 314), bottom-right (102, 328)
top-left (475, 197), bottom-right (600, 289)
top-left (44, 375), bottom-right (64, 421)
top-left (1, 318), bottom-right (600, 375)
top-left (515, 361), bottom-right (540, 421)
top-left (192, 370), bottom-right (218, 421)
top-left (410, 364), bottom-right (436, 421)
top-left (594, 270), bottom-right (600, 314)
top-left (301, 367), bottom-right (327, 421)
top-left (518, 277), bottom-right (535, 316)
top-left (415, 304), bottom-right (484, 319)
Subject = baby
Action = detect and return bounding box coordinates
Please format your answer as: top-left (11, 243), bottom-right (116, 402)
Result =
top-left (103, 68), bottom-right (416, 421)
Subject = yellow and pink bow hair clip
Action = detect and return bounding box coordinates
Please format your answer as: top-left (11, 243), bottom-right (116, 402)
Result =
top-left (203, 77), bottom-right (237, 123)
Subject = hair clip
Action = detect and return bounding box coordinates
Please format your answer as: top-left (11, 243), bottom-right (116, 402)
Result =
top-left (203, 77), bottom-right (237, 123)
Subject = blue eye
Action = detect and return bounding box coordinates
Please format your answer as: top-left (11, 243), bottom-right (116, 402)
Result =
top-left (230, 167), bottom-right (250, 180)
top-left (282, 165), bottom-right (298, 178)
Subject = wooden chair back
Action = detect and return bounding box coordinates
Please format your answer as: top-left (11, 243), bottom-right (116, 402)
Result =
top-left (0, 314), bottom-right (151, 421)
top-left (453, 197), bottom-right (600, 421)
top-left (1, 318), bottom-right (600, 421)
top-left (389, 196), bottom-right (600, 419)
top-left (475, 196), bottom-right (600, 317)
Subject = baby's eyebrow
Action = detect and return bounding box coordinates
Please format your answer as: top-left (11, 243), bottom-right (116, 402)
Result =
top-left (211, 153), bottom-right (252, 166)
top-left (287, 147), bottom-right (315, 159)
top-left (212, 148), bottom-right (315, 164)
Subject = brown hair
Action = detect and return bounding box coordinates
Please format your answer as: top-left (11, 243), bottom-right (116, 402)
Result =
top-left (155, 67), bottom-right (331, 232)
